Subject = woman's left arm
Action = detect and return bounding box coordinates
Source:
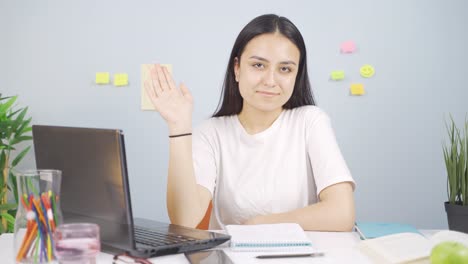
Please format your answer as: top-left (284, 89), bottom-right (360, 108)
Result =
top-left (243, 181), bottom-right (355, 231)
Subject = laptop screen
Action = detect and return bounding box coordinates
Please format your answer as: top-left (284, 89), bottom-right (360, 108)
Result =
top-left (32, 125), bottom-right (136, 251)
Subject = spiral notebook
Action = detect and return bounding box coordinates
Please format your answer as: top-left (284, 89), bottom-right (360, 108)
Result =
top-left (225, 223), bottom-right (313, 252)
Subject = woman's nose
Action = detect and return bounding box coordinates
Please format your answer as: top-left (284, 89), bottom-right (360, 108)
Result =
top-left (263, 69), bottom-right (276, 88)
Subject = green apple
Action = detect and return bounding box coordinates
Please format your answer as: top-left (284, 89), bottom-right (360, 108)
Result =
top-left (430, 241), bottom-right (468, 264)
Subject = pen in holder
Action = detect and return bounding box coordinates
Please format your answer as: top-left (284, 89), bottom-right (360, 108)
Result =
top-left (13, 170), bottom-right (63, 264)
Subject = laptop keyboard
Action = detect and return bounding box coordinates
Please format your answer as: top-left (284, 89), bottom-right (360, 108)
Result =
top-left (134, 226), bottom-right (197, 247)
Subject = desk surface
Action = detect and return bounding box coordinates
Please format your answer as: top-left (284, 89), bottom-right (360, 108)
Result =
top-left (0, 230), bottom-right (437, 264)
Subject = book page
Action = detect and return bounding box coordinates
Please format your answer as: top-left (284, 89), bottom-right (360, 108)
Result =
top-left (358, 233), bottom-right (432, 263)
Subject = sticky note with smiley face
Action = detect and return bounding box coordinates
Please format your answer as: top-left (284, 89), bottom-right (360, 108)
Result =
top-left (350, 83), bottom-right (365, 96)
top-left (360, 65), bottom-right (375, 78)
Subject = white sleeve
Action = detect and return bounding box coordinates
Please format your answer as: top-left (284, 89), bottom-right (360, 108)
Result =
top-left (192, 120), bottom-right (218, 196)
top-left (306, 111), bottom-right (355, 196)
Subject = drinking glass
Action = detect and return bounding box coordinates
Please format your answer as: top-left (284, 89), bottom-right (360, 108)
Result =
top-left (53, 223), bottom-right (100, 264)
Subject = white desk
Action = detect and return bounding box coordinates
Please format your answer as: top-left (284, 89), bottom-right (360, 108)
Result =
top-left (1, 231), bottom-right (437, 263)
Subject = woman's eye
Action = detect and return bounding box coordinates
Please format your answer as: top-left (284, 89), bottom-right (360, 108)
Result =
top-left (253, 63), bottom-right (264, 69)
top-left (280, 67), bottom-right (292, 73)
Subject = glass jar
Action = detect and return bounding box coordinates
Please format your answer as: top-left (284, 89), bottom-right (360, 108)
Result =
top-left (14, 170), bottom-right (63, 264)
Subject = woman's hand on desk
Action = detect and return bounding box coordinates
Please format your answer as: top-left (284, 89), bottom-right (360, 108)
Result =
top-left (144, 64), bottom-right (193, 134)
top-left (242, 182), bottom-right (355, 231)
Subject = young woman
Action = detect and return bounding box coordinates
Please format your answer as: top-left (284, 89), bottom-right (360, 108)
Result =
top-left (145, 14), bottom-right (355, 231)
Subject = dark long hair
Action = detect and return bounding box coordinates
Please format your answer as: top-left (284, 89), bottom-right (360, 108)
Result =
top-left (213, 14), bottom-right (315, 117)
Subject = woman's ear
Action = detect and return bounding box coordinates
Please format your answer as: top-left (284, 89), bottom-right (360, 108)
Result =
top-left (234, 57), bottom-right (239, 82)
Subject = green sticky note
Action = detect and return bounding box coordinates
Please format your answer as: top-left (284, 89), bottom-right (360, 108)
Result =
top-left (113, 73), bottom-right (129, 86)
top-left (331, 70), bottom-right (345, 80)
top-left (95, 72), bottom-right (110, 84)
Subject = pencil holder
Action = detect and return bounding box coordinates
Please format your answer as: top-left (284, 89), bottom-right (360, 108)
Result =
top-left (14, 170), bottom-right (63, 264)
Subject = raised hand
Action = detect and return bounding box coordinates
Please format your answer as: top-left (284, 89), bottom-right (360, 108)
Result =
top-left (144, 64), bottom-right (193, 134)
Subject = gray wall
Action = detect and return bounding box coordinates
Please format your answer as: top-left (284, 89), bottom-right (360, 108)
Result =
top-left (1, 0), bottom-right (467, 229)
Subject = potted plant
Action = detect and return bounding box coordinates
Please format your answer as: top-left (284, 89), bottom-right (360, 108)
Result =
top-left (0, 94), bottom-right (33, 234)
top-left (443, 116), bottom-right (468, 233)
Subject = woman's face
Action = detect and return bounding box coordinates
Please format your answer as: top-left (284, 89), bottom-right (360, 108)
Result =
top-left (234, 33), bottom-right (300, 114)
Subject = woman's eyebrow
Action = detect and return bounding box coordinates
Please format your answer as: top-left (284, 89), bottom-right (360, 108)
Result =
top-left (248, 55), bottom-right (297, 66)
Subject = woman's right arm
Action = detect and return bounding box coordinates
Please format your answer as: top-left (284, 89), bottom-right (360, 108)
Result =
top-left (144, 64), bottom-right (212, 228)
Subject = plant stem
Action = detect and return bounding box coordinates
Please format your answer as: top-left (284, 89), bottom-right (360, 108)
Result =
top-left (1, 153), bottom-right (9, 231)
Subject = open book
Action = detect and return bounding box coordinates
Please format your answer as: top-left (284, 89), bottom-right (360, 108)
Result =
top-left (358, 230), bottom-right (468, 264)
top-left (225, 223), bottom-right (313, 252)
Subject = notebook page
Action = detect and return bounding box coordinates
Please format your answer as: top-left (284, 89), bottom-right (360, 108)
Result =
top-left (226, 223), bottom-right (312, 251)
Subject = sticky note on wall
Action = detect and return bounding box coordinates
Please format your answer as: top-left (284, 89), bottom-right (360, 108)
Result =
top-left (350, 83), bottom-right (365, 96)
top-left (330, 70), bottom-right (345, 81)
top-left (360, 65), bottom-right (375, 78)
top-left (340, 41), bottom-right (356, 53)
top-left (141, 64), bottom-right (173, 111)
top-left (114, 73), bottom-right (129, 86)
top-left (95, 72), bottom-right (110, 84)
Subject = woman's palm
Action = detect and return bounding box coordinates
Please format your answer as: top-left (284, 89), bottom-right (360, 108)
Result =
top-left (144, 65), bottom-right (193, 126)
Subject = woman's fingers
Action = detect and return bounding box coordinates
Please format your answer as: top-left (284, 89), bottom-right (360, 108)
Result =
top-left (180, 83), bottom-right (193, 102)
top-left (144, 80), bottom-right (157, 100)
top-left (162, 66), bottom-right (178, 92)
top-left (148, 65), bottom-right (163, 96)
top-left (155, 65), bottom-right (170, 91)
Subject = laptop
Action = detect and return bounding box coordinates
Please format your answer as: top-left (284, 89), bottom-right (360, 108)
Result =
top-left (32, 125), bottom-right (230, 257)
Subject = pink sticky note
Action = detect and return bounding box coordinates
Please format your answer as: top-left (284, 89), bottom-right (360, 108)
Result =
top-left (340, 41), bottom-right (356, 53)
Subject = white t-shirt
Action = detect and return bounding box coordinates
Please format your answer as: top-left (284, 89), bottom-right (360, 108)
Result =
top-left (192, 105), bottom-right (355, 229)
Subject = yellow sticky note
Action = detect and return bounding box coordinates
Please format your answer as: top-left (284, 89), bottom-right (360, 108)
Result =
top-left (141, 64), bottom-right (173, 111)
top-left (360, 64), bottom-right (375, 78)
top-left (95, 72), bottom-right (110, 84)
top-left (114, 73), bottom-right (129, 86)
top-left (350, 83), bottom-right (365, 96)
top-left (331, 70), bottom-right (345, 81)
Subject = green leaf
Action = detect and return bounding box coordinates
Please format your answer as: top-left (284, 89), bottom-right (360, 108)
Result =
top-left (9, 136), bottom-right (33, 146)
top-left (11, 107), bottom-right (27, 131)
top-left (0, 212), bottom-right (15, 228)
top-left (0, 150), bottom-right (5, 173)
top-left (9, 170), bottom-right (18, 204)
top-left (16, 118), bottom-right (32, 137)
top-left (0, 96), bottom-right (17, 116)
top-left (6, 108), bottom-right (22, 120)
top-left (11, 146), bottom-right (31, 167)
top-left (22, 127), bottom-right (32, 133)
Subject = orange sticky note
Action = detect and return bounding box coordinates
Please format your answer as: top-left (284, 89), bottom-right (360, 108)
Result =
top-left (340, 41), bottom-right (356, 53)
top-left (350, 83), bottom-right (365, 96)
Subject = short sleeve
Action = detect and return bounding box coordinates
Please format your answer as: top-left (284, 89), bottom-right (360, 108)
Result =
top-left (306, 110), bottom-right (355, 196)
top-left (192, 120), bottom-right (218, 196)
